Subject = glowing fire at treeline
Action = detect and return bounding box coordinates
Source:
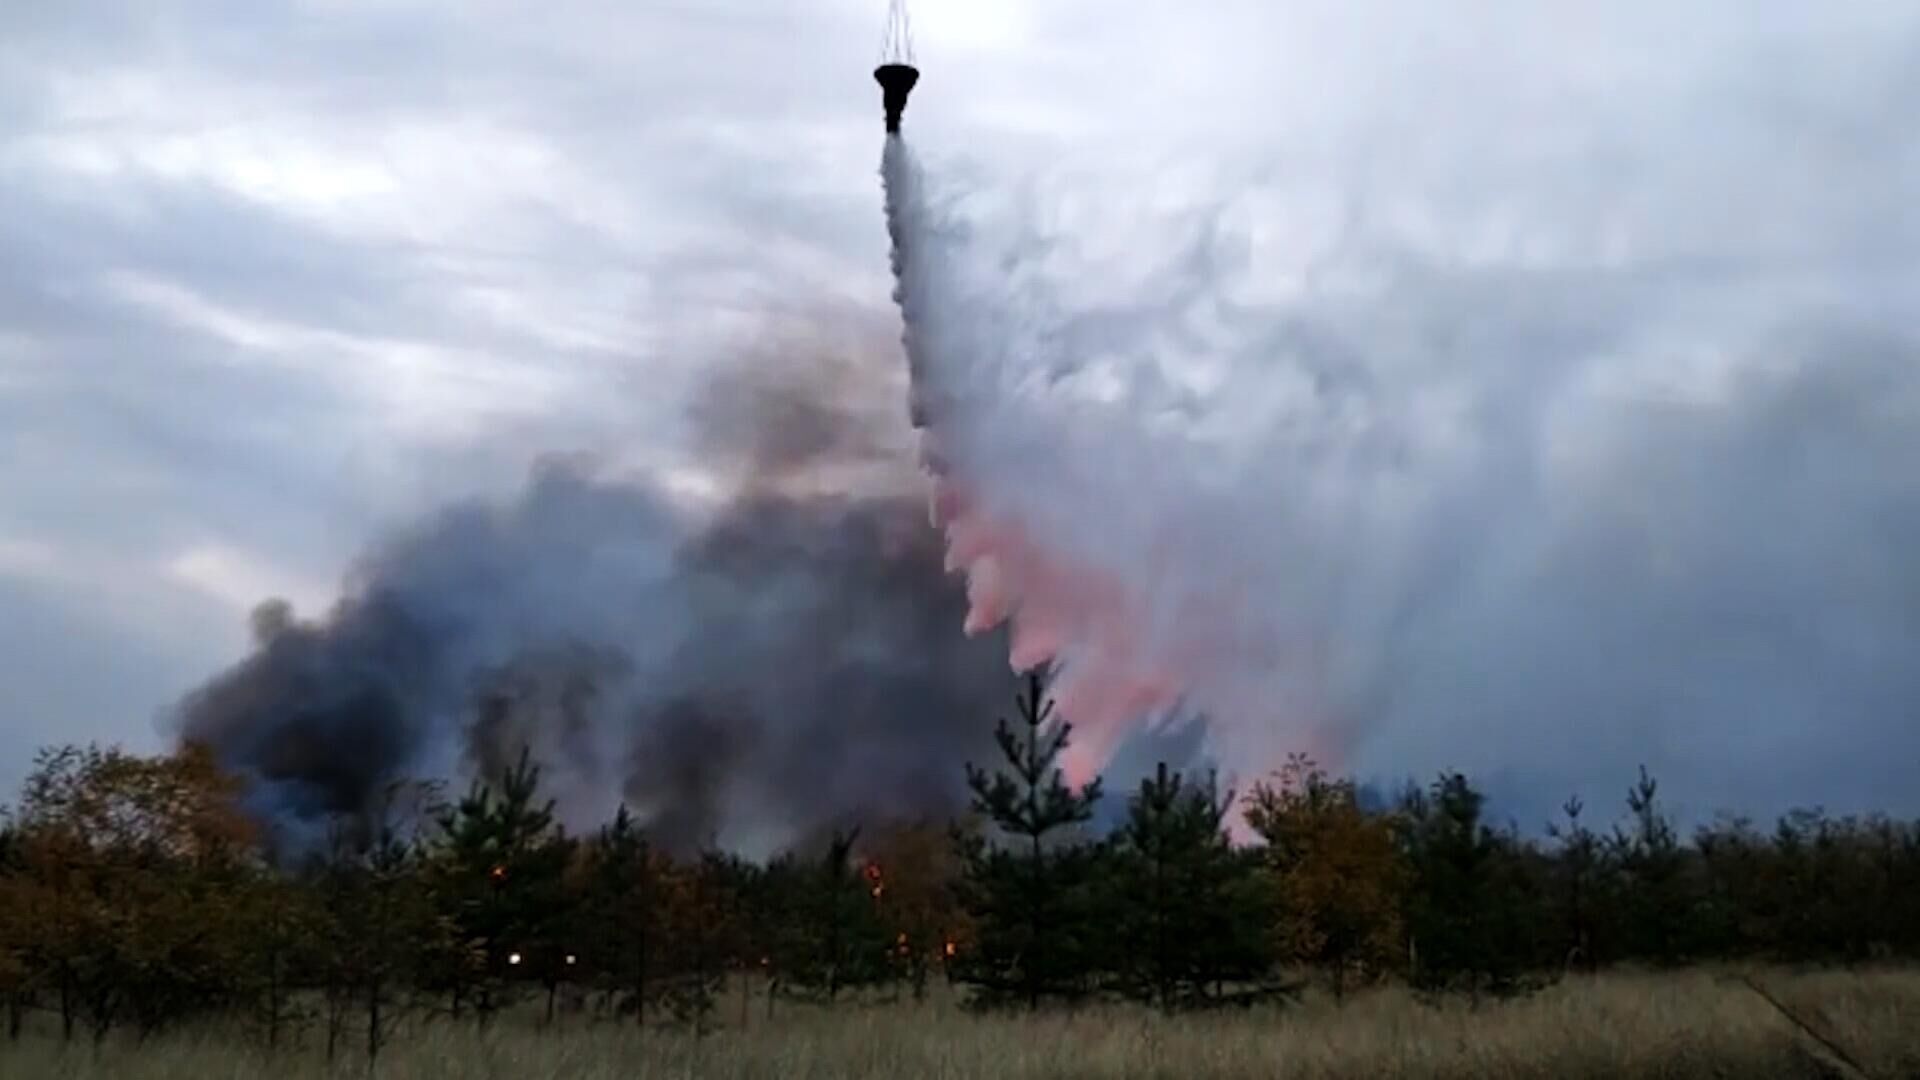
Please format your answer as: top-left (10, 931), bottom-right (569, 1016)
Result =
top-left (479, 851), bottom-right (967, 978)
top-left (8, 730), bottom-right (1920, 1049)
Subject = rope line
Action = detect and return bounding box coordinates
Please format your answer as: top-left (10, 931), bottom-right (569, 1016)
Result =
top-left (878, 0), bottom-right (915, 66)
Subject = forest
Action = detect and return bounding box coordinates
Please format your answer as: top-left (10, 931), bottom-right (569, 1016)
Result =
top-left (1, 671), bottom-right (1916, 1072)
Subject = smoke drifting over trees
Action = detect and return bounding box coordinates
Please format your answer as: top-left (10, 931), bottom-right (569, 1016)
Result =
top-left (168, 339), bottom-right (1027, 856)
top-left (168, 4), bottom-right (1920, 847)
top-left (878, 103), bottom-right (1920, 827)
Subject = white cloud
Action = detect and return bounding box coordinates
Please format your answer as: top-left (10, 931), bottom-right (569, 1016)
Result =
top-left (0, 538), bottom-right (61, 580)
top-left (165, 542), bottom-right (332, 617)
top-left (100, 268), bottom-right (586, 442)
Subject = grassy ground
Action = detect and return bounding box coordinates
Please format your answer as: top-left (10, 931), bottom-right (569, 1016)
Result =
top-left (4, 968), bottom-right (1917, 1079)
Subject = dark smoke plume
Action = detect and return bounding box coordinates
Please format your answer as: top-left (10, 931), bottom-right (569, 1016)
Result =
top-left (169, 332), bottom-right (1022, 857)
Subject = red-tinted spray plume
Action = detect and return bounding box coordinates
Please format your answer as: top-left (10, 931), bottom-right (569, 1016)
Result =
top-left (881, 137), bottom-right (1337, 793)
top-left (872, 9), bottom-right (1920, 835)
top-left (929, 473), bottom-right (1180, 784)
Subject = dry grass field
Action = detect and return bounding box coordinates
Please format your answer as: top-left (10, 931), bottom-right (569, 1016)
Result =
top-left (4, 968), bottom-right (1917, 1079)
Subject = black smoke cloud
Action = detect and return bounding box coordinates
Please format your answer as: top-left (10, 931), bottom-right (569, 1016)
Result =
top-left (168, 338), bottom-right (1031, 857)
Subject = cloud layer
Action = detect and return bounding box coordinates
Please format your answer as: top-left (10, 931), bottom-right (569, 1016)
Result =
top-left (5, 1), bottom-right (1919, 830)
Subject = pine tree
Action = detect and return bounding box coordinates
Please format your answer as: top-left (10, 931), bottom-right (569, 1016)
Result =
top-left (237, 867), bottom-right (324, 1052)
top-left (657, 848), bottom-right (739, 1035)
top-left (951, 669), bottom-right (1104, 1010)
top-left (1545, 795), bottom-right (1603, 971)
top-left (781, 828), bottom-right (892, 1005)
top-left (698, 851), bottom-right (761, 1029)
top-left (1397, 772), bottom-right (1506, 997)
top-left (1110, 762), bottom-right (1268, 1010)
top-left (749, 851), bottom-right (807, 1017)
top-left (428, 745), bottom-right (573, 1026)
top-left (308, 788), bottom-right (453, 1069)
top-left (583, 805), bottom-right (666, 1025)
top-left (1609, 766), bottom-right (1689, 965)
top-left (355, 814), bottom-right (421, 1068)
top-left (0, 820), bottom-right (24, 1042)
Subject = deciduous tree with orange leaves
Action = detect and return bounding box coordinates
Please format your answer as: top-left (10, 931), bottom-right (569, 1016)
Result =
top-left (4, 741), bottom-right (264, 1042)
top-left (1244, 753), bottom-right (1403, 1001)
top-left (860, 818), bottom-right (972, 1001)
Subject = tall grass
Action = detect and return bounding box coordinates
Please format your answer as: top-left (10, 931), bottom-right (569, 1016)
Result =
top-left (5, 968), bottom-right (1917, 1079)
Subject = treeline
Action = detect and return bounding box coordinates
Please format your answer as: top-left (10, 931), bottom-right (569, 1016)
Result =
top-left (2, 672), bottom-right (1917, 1065)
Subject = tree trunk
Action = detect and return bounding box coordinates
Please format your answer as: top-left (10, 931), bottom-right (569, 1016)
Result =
top-left (635, 934), bottom-right (649, 1029)
top-left (59, 968), bottom-right (74, 1043)
top-left (89, 990), bottom-right (112, 1049)
top-left (1028, 828), bottom-right (1043, 1013)
top-left (366, 979), bottom-right (382, 1070)
top-left (325, 985), bottom-right (346, 1065)
top-left (265, 942), bottom-right (282, 1051)
top-left (1153, 836), bottom-right (1168, 1015)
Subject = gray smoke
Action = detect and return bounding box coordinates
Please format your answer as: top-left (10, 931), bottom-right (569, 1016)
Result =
top-left (168, 338), bottom-right (1024, 857)
top-left (876, 14), bottom-right (1920, 832)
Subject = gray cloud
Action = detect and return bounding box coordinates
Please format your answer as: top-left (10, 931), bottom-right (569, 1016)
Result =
top-left (0, 0), bottom-right (905, 794)
top-left (4, 0), bottom-right (1917, 836)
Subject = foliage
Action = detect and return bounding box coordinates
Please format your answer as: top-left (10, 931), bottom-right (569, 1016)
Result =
top-left (427, 746), bottom-right (576, 1025)
top-left (1244, 754), bottom-right (1401, 1000)
top-left (1111, 762), bottom-right (1271, 1009)
top-left (777, 829), bottom-right (893, 1005)
top-left (859, 819), bottom-right (972, 1000)
top-left (951, 669), bottom-right (1105, 1010)
top-left (577, 805), bottom-right (668, 1024)
top-left (0, 679), bottom-right (1918, 1056)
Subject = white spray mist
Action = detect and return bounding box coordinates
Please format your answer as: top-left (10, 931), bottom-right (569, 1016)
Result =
top-left (878, 25), bottom-right (1920, 832)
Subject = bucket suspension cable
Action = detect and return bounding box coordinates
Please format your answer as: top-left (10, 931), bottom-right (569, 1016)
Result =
top-left (879, 0), bottom-right (915, 66)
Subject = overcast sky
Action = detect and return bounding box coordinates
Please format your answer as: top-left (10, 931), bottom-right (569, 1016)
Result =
top-left (0, 0), bottom-right (1313, 793)
top-left (3, 2), bottom-right (1917, 821)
